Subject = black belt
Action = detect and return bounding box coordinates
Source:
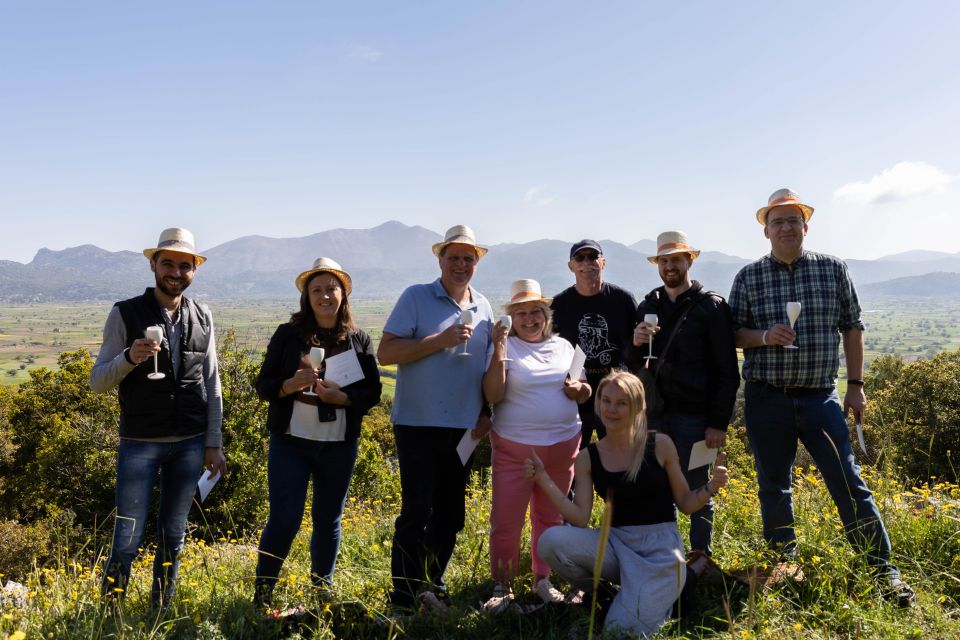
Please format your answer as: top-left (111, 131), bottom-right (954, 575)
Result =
top-left (751, 381), bottom-right (833, 397)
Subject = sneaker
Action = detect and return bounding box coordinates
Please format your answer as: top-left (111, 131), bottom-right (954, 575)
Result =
top-left (481, 583), bottom-right (514, 615)
top-left (534, 577), bottom-right (565, 605)
top-left (882, 578), bottom-right (915, 608)
top-left (418, 590), bottom-right (450, 613)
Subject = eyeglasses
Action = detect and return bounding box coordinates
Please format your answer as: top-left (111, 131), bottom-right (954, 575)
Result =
top-left (573, 252), bottom-right (601, 262)
top-left (768, 217), bottom-right (805, 229)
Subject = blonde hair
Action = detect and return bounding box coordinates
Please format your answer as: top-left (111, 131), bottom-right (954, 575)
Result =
top-left (505, 301), bottom-right (554, 341)
top-left (594, 371), bottom-right (649, 483)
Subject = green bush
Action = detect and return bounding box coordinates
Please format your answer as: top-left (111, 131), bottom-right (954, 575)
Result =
top-left (867, 349), bottom-right (960, 483)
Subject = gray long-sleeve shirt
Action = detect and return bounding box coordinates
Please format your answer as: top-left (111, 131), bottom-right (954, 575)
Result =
top-left (90, 303), bottom-right (223, 448)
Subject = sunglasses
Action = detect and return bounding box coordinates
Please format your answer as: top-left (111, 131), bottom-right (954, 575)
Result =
top-left (573, 252), bottom-right (601, 262)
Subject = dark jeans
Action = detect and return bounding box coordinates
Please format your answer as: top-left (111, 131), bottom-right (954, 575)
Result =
top-left (389, 425), bottom-right (470, 608)
top-left (649, 413), bottom-right (713, 554)
top-left (102, 435), bottom-right (205, 607)
top-left (744, 382), bottom-right (898, 577)
top-left (256, 433), bottom-right (359, 589)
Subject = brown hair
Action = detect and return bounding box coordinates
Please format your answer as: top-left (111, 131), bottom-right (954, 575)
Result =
top-left (289, 271), bottom-right (356, 345)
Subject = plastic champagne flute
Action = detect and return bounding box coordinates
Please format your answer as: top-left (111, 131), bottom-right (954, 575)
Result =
top-left (302, 347), bottom-right (325, 395)
top-left (144, 326), bottom-right (165, 380)
top-left (458, 310), bottom-right (474, 358)
top-left (499, 314), bottom-right (513, 362)
top-left (643, 314), bottom-right (658, 363)
top-left (784, 302), bottom-right (801, 350)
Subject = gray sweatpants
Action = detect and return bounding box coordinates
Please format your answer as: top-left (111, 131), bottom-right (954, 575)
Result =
top-left (538, 522), bottom-right (685, 638)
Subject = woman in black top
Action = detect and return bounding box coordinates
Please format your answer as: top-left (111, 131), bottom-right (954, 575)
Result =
top-left (526, 371), bottom-right (728, 637)
top-left (253, 258), bottom-right (382, 608)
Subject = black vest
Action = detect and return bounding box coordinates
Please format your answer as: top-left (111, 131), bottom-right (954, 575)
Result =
top-left (115, 288), bottom-right (210, 439)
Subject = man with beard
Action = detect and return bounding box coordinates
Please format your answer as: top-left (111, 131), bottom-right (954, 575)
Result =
top-left (551, 240), bottom-right (637, 445)
top-left (91, 227), bottom-right (227, 611)
top-left (628, 231), bottom-right (739, 555)
top-left (729, 189), bottom-right (914, 606)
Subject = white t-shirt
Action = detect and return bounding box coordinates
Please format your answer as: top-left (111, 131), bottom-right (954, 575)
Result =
top-left (287, 401), bottom-right (347, 442)
top-left (486, 335), bottom-right (582, 446)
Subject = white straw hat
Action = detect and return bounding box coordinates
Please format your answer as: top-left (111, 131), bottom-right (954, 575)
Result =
top-left (503, 278), bottom-right (552, 311)
top-left (431, 224), bottom-right (488, 258)
top-left (755, 188), bottom-right (814, 225)
top-left (143, 228), bottom-right (207, 265)
top-left (295, 257), bottom-right (353, 295)
top-left (647, 231), bottom-right (701, 264)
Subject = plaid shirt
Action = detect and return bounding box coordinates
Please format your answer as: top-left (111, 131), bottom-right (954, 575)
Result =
top-left (728, 250), bottom-right (864, 389)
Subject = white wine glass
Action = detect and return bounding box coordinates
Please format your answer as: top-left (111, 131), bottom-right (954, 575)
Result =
top-left (643, 313), bottom-right (658, 364)
top-left (144, 326), bottom-right (165, 380)
top-left (302, 346), bottom-right (325, 395)
top-left (784, 302), bottom-right (801, 350)
top-left (499, 314), bottom-right (513, 362)
top-left (458, 310), bottom-right (474, 358)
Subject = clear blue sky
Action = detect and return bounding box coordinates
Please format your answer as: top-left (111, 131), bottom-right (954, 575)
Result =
top-left (1, 1), bottom-right (957, 263)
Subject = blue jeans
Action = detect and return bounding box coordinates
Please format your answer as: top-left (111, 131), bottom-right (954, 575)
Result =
top-left (256, 433), bottom-right (359, 589)
top-left (648, 413), bottom-right (713, 555)
top-left (744, 382), bottom-right (898, 577)
top-left (389, 425), bottom-right (470, 608)
top-left (102, 435), bottom-right (205, 606)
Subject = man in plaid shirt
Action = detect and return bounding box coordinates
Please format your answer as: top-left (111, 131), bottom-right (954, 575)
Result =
top-left (729, 188), bottom-right (914, 607)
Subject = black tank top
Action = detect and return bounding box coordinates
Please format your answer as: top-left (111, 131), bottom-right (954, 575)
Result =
top-left (588, 433), bottom-right (677, 527)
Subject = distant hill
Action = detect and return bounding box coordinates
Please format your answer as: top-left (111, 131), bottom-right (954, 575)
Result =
top-left (1, 221), bottom-right (957, 302)
top-left (859, 272), bottom-right (960, 297)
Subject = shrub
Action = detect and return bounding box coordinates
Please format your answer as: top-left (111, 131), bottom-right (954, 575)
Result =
top-left (867, 349), bottom-right (960, 483)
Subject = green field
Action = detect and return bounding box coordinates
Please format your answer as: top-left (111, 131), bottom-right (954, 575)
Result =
top-left (1, 296), bottom-right (958, 386)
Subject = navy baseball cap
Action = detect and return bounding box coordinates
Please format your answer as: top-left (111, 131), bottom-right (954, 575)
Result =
top-left (570, 239), bottom-right (602, 259)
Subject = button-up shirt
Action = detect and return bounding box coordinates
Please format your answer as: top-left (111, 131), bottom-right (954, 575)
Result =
top-left (728, 250), bottom-right (864, 389)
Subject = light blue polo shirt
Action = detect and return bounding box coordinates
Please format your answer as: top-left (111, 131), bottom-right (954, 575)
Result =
top-left (385, 278), bottom-right (494, 428)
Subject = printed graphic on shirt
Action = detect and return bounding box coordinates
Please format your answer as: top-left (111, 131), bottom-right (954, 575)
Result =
top-left (577, 313), bottom-right (617, 366)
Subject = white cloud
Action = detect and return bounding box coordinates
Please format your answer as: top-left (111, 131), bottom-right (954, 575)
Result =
top-left (347, 44), bottom-right (383, 62)
top-left (833, 161), bottom-right (956, 205)
top-left (523, 185), bottom-right (556, 207)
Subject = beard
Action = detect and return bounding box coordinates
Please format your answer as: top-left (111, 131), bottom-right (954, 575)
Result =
top-left (155, 272), bottom-right (191, 297)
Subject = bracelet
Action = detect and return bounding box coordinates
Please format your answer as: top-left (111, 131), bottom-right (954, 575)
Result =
top-left (847, 379), bottom-right (865, 386)
top-left (761, 330), bottom-right (769, 346)
top-left (123, 347), bottom-right (135, 365)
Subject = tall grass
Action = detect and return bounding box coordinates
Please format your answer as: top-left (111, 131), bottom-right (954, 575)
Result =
top-left (2, 445), bottom-right (959, 639)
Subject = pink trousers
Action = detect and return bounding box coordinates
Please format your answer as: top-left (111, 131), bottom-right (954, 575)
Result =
top-left (489, 430), bottom-right (581, 583)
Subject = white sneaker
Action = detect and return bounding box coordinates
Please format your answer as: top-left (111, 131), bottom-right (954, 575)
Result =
top-left (481, 583), bottom-right (514, 615)
top-left (534, 577), bottom-right (565, 605)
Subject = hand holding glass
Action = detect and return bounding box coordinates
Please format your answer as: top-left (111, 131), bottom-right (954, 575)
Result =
top-left (303, 347), bottom-right (325, 395)
top-left (458, 310), bottom-right (474, 358)
top-left (643, 314), bottom-right (658, 363)
top-left (144, 326), bottom-right (165, 380)
top-left (784, 302), bottom-right (801, 350)
top-left (499, 314), bottom-right (513, 362)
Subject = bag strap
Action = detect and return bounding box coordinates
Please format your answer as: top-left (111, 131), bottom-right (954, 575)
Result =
top-left (653, 291), bottom-right (707, 381)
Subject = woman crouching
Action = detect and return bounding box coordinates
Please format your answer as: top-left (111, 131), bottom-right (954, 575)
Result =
top-left (525, 371), bottom-right (728, 637)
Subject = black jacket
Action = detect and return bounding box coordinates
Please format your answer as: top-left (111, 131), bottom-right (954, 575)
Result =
top-left (627, 281), bottom-right (740, 430)
top-left (256, 323), bottom-right (382, 441)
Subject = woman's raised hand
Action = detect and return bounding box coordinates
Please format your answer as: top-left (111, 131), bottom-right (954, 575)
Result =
top-left (709, 452), bottom-right (729, 491)
top-left (523, 448), bottom-right (546, 482)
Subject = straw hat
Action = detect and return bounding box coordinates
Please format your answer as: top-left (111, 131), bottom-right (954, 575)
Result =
top-left (295, 257), bottom-right (353, 295)
top-left (503, 278), bottom-right (552, 311)
top-left (647, 231), bottom-right (701, 264)
top-left (431, 225), bottom-right (488, 258)
top-left (755, 188), bottom-right (814, 225)
top-left (143, 228), bottom-right (207, 265)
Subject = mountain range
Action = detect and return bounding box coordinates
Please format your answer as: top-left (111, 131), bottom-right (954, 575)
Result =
top-left (2, 221), bottom-right (959, 303)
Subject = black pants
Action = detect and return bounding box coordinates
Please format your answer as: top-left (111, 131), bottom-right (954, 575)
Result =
top-left (389, 425), bottom-right (470, 608)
